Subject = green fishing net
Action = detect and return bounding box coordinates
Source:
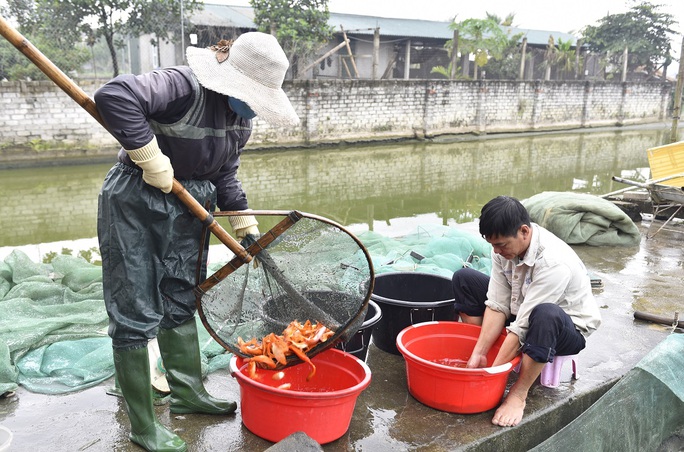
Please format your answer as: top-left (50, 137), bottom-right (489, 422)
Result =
top-left (1, 222), bottom-right (491, 393)
top-left (531, 333), bottom-right (684, 451)
top-left (357, 224), bottom-right (492, 278)
top-left (197, 211), bottom-right (375, 366)
top-left (0, 251), bottom-right (232, 395)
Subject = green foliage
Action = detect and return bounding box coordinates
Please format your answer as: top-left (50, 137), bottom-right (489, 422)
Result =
top-left (0, 2), bottom-right (90, 80)
top-left (553, 37), bottom-right (577, 79)
top-left (430, 64), bottom-right (450, 79)
top-left (485, 12), bottom-right (516, 27)
top-left (250, 0), bottom-right (334, 76)
top-left (42, 249), bottom-right (70, 264)
top-left (581, 1), bottom-right (677, 78)
top-left (430, 62), bottom-right (470, 80)
top-left (452, 18), bottom-right (510, 65)
top-left (2, 0), bottom-right (202, 79)
top-left (444, 16), bottom-right (523, 80)
top-left (0, 37), bottom-right (22, 80)
top-left (125, 0), bottom-right (202, 47)
top-left (42, 247), bottom-right (101, 265)
top-left (77, 247), bottom-right (100, 264)
top-left (482, 53), bottom-right (520, 80)
top-left (480, 27), bottom-right (524, 80)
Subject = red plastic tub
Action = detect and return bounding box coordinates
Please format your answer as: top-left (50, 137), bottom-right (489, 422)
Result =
top-left (229, 348), bottom-right (371, 444)
top-left (396, 321), bottom-right (520, 414)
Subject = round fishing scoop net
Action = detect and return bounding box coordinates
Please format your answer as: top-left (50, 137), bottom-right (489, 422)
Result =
top-left (196, 210), bottom-right (374, 369)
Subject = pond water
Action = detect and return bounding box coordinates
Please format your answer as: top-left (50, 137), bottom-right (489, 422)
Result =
top-left (0, 125), bottom-right (673, 261)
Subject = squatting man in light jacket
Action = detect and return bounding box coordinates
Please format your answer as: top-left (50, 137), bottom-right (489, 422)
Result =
top-left (94, 32), bottom-right (299, 452)
top-left (451, 196), bottom-right (601, 427)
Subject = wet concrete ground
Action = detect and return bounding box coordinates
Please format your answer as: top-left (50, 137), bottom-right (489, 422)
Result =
top-left (1, 215), bottom-right (683, 452)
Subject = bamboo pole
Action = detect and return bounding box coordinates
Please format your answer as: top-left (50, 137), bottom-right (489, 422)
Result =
top-left (381, 52), bottom-right (397, 79)
top-left (340, 25), bottom-right (359, 78)
top-left (634, 311), bottom-right (683, 329)
top-left (297, 39), bottom-right (348, 78)
top-left (341, 57), bottom-right (352, 78)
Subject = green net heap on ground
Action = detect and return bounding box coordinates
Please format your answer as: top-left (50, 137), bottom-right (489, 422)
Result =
top-left (356, 224), bottom-right (492, 278)
top-left (0, 251), bottom-right (228, 395)
top-left (0, 224), bottom-right (491, 395)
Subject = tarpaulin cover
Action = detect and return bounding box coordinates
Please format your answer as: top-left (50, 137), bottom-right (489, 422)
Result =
top-left (531, 333), bottom-right (684, 451)
top-left (522, 191), bottom-right (641, 246)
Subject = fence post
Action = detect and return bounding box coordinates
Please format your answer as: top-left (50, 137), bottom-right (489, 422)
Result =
top-left (581, 80), bottom-right (593, 127)
top-left (450, 30), bottom-right (459, 80)
top-left (518, 37), bottom-right (527, 81)
top-left (372, 27), bottom-right (380, 80)
top-left (669, 36), bottom-right (684, 143)
top-left (531, 80), bottom-right (544, 129)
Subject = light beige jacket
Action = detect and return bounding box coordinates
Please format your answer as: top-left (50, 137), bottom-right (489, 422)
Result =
top-left (485, 223), bottom-right (602, 344)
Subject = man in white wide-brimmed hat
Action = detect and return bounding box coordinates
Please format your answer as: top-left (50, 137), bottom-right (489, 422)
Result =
top-left (94, 32), bottom-right (298, 452)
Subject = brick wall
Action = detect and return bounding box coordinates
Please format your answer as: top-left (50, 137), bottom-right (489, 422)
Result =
top-left (0, 78), bottom-right (672, 163)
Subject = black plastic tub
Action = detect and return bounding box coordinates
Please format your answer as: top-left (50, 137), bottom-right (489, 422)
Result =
top-left (370, 272), bottom-right (457, 355)
top-left (335, 300), bottom-right (382, 361)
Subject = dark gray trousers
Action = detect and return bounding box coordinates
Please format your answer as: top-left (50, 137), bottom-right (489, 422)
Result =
top-left (98, 162), bottom-right (215, 350)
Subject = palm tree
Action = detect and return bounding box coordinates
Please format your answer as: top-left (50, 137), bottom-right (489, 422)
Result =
top-left (451, 18), bottom-right (509, 80)
top-left (554, 37), bottom-right (576, 80)
top-left (486, 12), bottom-right (516, 27)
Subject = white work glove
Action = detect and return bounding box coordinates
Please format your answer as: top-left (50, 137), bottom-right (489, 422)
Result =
top-left (228, 214), bottom-right (259, 240)
top-left (126, 136), bottom-right (174, 194)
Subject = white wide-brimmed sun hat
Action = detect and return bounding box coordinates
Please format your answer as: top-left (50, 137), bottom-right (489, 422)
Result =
top-left (186, 32), bottom-right (300, 127)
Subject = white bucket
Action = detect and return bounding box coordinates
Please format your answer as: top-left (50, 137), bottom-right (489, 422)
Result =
top-left (0, 425), bottom-right (12, 452)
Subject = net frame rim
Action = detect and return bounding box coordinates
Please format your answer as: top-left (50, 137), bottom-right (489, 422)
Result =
top-left (195, 209), bottom-right (375, 368)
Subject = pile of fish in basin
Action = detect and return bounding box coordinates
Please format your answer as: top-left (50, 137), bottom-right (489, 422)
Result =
top-left (228, 300), bottom-right (381, 444)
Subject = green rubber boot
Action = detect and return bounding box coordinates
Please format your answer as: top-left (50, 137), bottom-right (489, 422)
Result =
top-left (113, 347), bottom-right (187, 452)
top-left (157, 318), bottom-right (237, 415)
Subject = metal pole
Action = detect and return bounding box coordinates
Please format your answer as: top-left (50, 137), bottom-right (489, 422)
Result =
top-left (180, 0), bottom-right (185, 63)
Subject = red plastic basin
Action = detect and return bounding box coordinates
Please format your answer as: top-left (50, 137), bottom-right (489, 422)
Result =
top-left (229, 348), bottom-right (371, 444)
top-left (396, 321), bottom-right (520, 414)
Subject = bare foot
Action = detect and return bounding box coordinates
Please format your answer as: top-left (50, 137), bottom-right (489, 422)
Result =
top-left (492, 392), bottom-right (526, 427)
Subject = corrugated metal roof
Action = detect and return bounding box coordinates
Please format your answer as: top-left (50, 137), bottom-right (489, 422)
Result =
top-left (194, 4), bottom-right (577, 46)
top-left (505, 26), bottom-right (578, 46)
top-left (328, 13), bottom-right (453, 39)
top-left (335, 14), bottom-right (578, 46)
